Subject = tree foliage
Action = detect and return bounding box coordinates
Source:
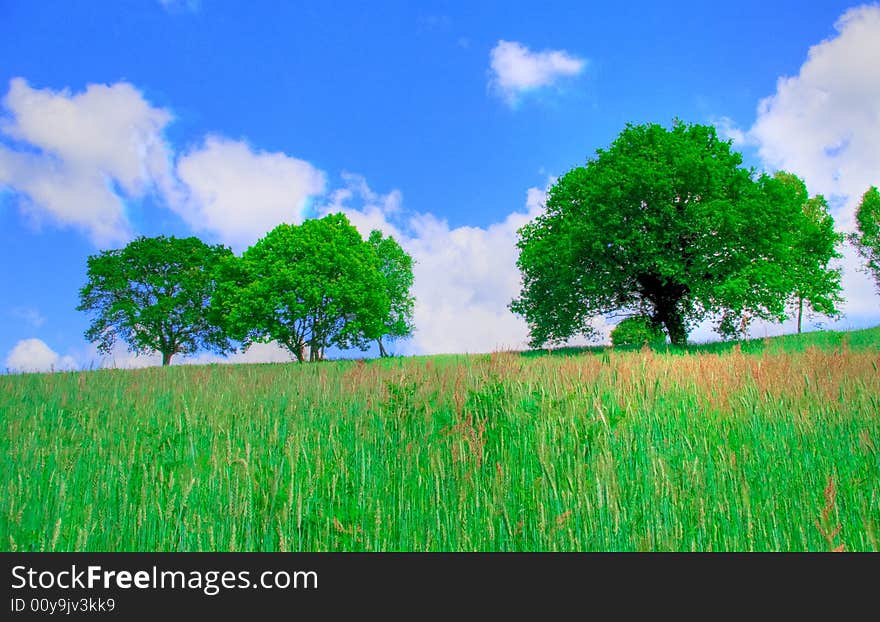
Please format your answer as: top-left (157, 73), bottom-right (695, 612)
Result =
top-left (771, 172), bottom-right (843, 333)
top-left (367, 230), bottom-right (415, 356)
top-left (77, 235), bottom-right (233, 366)
top-left (851, 186), bottom-right (880, 293)
top-left (610, 316), bottom-right (666, 347)
top-left (510, 121), bottom-right (842, 346)
top-left (213, 213), bottom-right (389, 362)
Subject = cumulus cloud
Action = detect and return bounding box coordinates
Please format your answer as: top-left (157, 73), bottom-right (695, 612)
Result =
top-left (0, 78), bottom-right (176, 245)
top-left (72, 340), bottom-right (295, 369)
top-left (720, 4), bottom-right (880, 324)
top-left (488, 40), bottom-right (586, 105)
top-left (747, 5), bottom-right (880, 216)
top-left (91, 346), bottom-right (163, 370)
top-left (175, 136), bottom-right (326, 249)
top-left (320, 172), bottom-right (404, 238)
top-left (0, 79), bottom-right (329, 251)
top-left (5, 338), bottom-right (77, 373)
top-left (185, 341), bottom-right (296, 366)
top-left (403, 190), bottom-right (544, 353)
top-left (711, 115), bottom-right (751, 149)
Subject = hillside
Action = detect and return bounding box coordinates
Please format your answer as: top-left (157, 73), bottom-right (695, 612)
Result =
top-left (2, 326), bottom-right (878, 551)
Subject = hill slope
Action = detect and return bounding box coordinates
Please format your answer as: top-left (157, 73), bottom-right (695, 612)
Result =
top-left (2, 327), bottom-right (878, 551)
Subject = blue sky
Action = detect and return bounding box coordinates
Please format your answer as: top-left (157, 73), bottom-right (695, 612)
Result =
top-left (1, 0), bottom-right (878, 371)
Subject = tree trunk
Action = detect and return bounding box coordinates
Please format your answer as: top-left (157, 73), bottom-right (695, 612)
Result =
top-left (662, 313), bottom-right (688, 346)
top-left (640, 274), bottom-right (688, 346)
top-left (797, 295), bottom-right (803, 334)
top-left (161, 351), bottom-right (173, 366)
top-left (282, 339), bottom-right (305, 362)
top-left (309, 341), bottom-right (323, 362)
top-left (378, 337), bottom-right (388, 357)
top-left (652, 302), bottom-right (687, 346)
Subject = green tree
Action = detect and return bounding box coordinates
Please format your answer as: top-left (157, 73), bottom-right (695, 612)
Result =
top-left (610, 316), bottom-right (666, 347)
top-left (213, 213), bottom-right (389, 362)
top-left (851, 186), bottom-right (880, 293)
top-left (510, 120), bottom-right (819, 346)
top-left (367, 230), bottom-right (415, 356)
top-left (77, 235), bottom-right (233, 366)
top-left (771, 172), bottom-right (843, 333)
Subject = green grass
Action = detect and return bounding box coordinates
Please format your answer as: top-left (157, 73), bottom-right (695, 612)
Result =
top-left (2, 327), bottom-right (879, 551)
top-left (522, 324), bottom-right (880, 357)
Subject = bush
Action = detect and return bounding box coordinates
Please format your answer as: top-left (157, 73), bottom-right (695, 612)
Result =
top-left (611, 316), bottom-right (666, 347)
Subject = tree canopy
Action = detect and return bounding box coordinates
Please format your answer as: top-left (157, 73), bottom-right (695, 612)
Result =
top-left (510, 120), bottom-right (844, 346)
top-left (851, 186), bottom-right (880, 293)
top-left (368, 230), bottom-right (415, 356)
top-left (771, 172), bottom-right (843, 333)
top-left (212, 213), bottom-right (390, 362)
top-left (77, 235), bottom-right (233, 366)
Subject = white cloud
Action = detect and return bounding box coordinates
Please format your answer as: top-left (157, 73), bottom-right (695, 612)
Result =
top-left (95, 347), bottom-right (163, 370)
top-left (0, 78), bottom-right (176, 245)
top-left (724, 4), bottom-right (880, 326)
top-left (0, 79), bottom-right (328, 251)
top-left (175, 136), bottom-right (326, 249)
top-left (488, 40), bottom-right (586, 105)
top-left (74, 340), bottom-right (294, 369)
top-left (403, 190), bottom-right (543, 353)
top-left (5, 338), bottom-right (76, 373)
top-left (747, 5), bottom-right (880, 216)
top-left (225, 342), bottom-right (296, 364)
top-left (321, 172), bottom-right (404, 238)
top-left (185, 341), bottom-right (296, 366)
top-left (712, 115), bottom-right (751, 149)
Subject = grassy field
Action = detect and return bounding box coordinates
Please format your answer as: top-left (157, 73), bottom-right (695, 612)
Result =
top-left (2, 327), bottom-right (879, 551)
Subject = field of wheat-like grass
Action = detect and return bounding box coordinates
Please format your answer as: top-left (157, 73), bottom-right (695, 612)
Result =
top-left (2, 328), bottom-right (879, 551)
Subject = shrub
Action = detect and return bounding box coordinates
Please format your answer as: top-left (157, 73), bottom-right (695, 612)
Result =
top-left (611, 316), bottom-right (666, 347)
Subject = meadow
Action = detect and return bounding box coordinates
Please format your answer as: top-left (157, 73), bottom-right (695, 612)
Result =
top-left (2, 328), bottom-right (878, 551)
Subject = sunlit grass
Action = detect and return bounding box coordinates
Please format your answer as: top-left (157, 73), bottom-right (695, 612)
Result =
top-left (2, 327), bottom-right (879, 551)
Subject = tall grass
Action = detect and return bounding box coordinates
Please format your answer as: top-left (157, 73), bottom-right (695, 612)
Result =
top-left (2, 328), bottom-right (879, 551)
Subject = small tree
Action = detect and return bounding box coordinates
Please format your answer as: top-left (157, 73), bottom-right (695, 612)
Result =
top-left (367, 230), bottom-right (415, 356)
top-left (213, 213), bottom-right (389, 362)
top-left (77, 235), bottom-right (233, 366)
top-left (771, 172), bottom-right (843, 333)
top-left (611, 316), bottom-right (666, 347)
top-left (851, 186), bottom-right (880, 293)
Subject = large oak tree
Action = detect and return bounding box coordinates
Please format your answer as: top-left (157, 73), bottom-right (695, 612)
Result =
top-left (510, 121), bottom-right (841, 346)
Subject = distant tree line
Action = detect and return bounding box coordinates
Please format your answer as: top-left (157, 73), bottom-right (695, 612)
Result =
top-left (78, 120), bottom-right (880, 363)
top-left (77, 213), bottom-right (415, 365)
